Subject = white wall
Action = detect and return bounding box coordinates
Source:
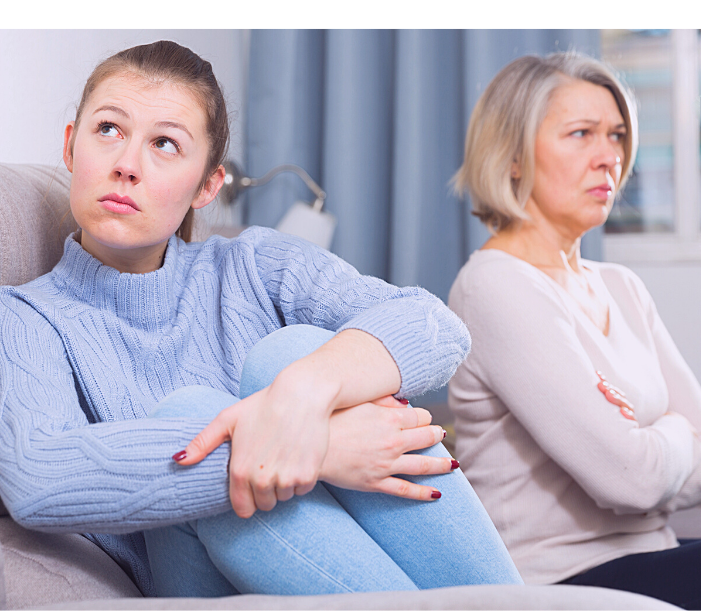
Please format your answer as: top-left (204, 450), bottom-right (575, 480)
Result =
top-left (625, 262), bottom-right (701, 381)
top-left (0, 29), bottom-right (249, 228)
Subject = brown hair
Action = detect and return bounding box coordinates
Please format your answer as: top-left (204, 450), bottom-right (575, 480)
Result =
top-left (71, 40), bottom-right (230, 241)
top-left (453, 51), bottom-right (638, 233)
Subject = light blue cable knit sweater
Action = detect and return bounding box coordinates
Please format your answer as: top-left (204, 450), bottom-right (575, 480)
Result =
top-left (0, 226), bottom-right (470, 595)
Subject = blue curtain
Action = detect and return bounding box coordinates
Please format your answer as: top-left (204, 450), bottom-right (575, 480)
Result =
top-left (246, 29), bottom-right (602, 404)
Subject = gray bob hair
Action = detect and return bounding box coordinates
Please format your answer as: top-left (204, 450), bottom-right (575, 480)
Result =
top-left (453, 51), bottom-right (638, 233)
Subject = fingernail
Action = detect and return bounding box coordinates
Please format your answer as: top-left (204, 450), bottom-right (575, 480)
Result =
top-left (451, 459), bottom-right (460, 470)
top-left (442, 429), bottom-right (447, 439)
top-left (172, 450), bottom-right (187, 462)
top-left (431, 491), bottom-right (442, 499)
top-left (398, 398), bottom-right (409, 405)
top-left (620, 407), bottom-right (636, 420)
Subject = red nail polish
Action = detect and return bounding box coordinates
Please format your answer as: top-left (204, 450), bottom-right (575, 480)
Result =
top-left (172, 450), bottom-right (187, 462)
top-left (451, 459), bottom-right (460, 470)
top-left (431, 491), bottom-right (442, 499)
top-left (442, 429), bottom-right (447, 440)
top-left (398, 398), bottom-right (409, 405)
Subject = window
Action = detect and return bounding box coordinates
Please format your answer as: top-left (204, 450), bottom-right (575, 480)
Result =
top-left (602, 29), bottom-right (701, 263)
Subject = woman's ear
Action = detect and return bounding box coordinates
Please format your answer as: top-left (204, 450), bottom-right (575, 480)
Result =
top-left (511, 158), bottom-right (521, 180)
top-left (63, 122), bottom-right (75, 173)
top-left (191, 164), bottom-right (227, 210)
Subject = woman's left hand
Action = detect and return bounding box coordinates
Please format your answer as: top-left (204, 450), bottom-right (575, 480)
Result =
top-left (320, 395), bottom-right (451, 498)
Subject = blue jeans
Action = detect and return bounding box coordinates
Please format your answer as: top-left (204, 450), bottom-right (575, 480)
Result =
top-left (144, 325), bottom-right (522, 596)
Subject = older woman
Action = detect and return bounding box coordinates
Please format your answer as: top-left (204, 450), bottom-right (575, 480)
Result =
top-left (448, 51), bottom-right (701, 609)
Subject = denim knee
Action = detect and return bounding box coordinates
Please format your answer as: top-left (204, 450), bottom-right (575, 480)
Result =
top-left (240, 325), bottom-right (335, 398)
top-left (148, 385), bottom-right (238, 420)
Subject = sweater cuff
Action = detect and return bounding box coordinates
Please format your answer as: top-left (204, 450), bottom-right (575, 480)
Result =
top-left (172, 421), bottom-right (232, 520)
top-left (337, 297), bottom-right (470, 398)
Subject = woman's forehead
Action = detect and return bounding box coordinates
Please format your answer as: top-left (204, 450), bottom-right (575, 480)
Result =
top-left (547, 79), bottom-right (624, 125)
top-left (87, 74), bottom-right (206, 128)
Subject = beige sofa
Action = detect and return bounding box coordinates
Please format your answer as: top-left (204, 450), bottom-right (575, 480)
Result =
top-left (0, 163), bottom-right (680, 610)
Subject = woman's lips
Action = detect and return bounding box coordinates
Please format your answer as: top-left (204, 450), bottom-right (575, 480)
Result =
top-left (99, 193), bottom-right (140, 214)
top-left (588, 184), bottom-right (613, 200)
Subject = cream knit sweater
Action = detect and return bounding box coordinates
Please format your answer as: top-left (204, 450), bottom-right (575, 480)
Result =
top-left (448, 249), bottom-right (701, 585)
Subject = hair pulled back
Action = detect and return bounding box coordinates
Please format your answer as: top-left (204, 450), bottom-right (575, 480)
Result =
top-left (73, 40), bottom-right (230, 241)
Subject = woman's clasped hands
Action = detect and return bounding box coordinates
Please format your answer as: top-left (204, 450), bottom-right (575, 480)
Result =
top-left (173, 376), bottom-right (454, 519)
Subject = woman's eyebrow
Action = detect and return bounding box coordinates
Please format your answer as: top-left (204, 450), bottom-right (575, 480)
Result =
top-left (155, 121), bottom-right (193, 140)
top-left (564, 119), bottom-right (627, 130)
top-left (92, 105), bottom-right (129, 118)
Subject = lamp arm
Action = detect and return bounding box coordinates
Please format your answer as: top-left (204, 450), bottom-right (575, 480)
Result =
top-left (243, 164), bottom-right (327, 212)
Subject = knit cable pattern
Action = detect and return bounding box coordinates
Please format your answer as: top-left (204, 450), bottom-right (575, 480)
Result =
top-left (0, 226), bottom-right (470, 593)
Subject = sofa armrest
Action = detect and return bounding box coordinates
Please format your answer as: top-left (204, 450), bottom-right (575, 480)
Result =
top-left (0, 517), bottom-right (141, 609)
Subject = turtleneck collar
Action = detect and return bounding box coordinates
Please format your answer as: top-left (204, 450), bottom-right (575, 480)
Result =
top-left (50, 233), bottom-right (181, 331)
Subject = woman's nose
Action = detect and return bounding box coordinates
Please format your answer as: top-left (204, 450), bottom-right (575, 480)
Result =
top-left (592, 137), bottom-right (622, 171)
top-left (112, 142), bottom-right (142, 184)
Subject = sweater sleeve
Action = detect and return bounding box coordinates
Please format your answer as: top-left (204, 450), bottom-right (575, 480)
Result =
top-left (0, 295), bottom-right (232, 533)
top-left (239, 227), bottom-right (470, 398)
top-left (625, 271), bottom-right (701, 513)
top-left (449, 259), bottom-right (696, 515)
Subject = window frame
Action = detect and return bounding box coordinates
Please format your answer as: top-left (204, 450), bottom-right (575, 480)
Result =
top-left (603, 29), bottom-right (701, 264)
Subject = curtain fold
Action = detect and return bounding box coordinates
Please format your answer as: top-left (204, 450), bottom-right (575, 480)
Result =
top-left (323, 30), bottom-right (395, 280)
top-left (246, 29), bottom-right (602, 402)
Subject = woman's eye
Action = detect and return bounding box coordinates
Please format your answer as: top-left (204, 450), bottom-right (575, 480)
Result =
top-left (154, 138), bottom-right (179, 154)
top-left (98, 123), bottom-right (119, 137)
top-left (571, 129), bottom-right (587, 138)
top-left (611, 132), bottom-right (626, 142)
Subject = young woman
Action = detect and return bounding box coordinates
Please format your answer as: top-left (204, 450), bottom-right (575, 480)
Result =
top-left (448, 51), bottom-right (701, 609)
top-left (0, 41), bottom-right (521, 597)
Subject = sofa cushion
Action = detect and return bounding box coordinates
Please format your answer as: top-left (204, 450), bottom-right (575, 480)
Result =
top-left (0, 517), bottom-right (141, 609)
top-left (0, 163), bottom-right (76, 287)
top-left (36, 584), bottom-right (680, 610)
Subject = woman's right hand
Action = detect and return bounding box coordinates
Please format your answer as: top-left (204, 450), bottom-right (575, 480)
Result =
top-left (320, 396), bottom-right (457, 500)
top-left (596, 371), bottom-right (636, 421)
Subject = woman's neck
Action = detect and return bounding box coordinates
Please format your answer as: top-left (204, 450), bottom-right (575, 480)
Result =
top-left (78, 229), bottom-right (169, 274)
top-left (484, 224), bottom-right (582, 270)
top-left (482, 205), bottom-right (584, 273)
top-left (482, 201), bottom-right (610, 335)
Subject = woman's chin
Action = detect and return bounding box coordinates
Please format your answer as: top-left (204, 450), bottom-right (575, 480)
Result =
top-left (80, 228), bottom-right (169, 258)
top-left (80, 221), bottom-right (171, 251)
top-left (581, 205), bottom-right (611, 232)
